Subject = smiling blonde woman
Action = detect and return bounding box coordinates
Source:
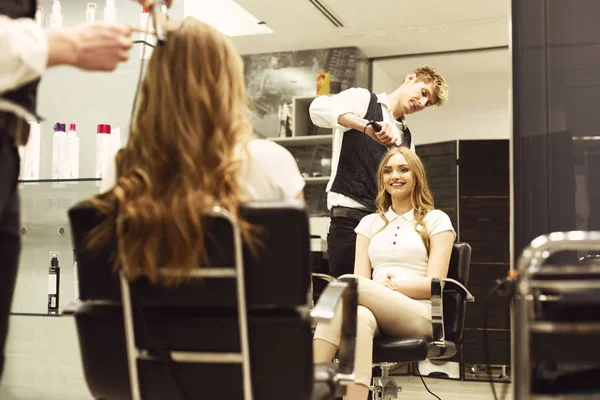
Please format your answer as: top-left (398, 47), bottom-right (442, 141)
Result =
top-left (313, 147), bottom-right (455, 400)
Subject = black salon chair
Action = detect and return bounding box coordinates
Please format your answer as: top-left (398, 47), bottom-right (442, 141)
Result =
top-left (370, 242), bottom-right (474, 399)
top-left (66, 200), bottom-right (358, 400)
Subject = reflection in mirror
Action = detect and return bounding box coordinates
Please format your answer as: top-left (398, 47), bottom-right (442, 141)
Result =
top-left (5, 0), bottom-right (516, 398)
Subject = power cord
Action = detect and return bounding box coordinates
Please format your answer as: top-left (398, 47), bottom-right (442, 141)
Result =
top-left (482, 271), bottom-right (517, 400)
top-left (415, 364), bottom-right (442, 400)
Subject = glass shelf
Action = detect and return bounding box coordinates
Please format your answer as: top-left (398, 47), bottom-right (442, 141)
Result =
top-left (11, 180), bottom-right (101, 315)
top-left (10, 312), bottom-right (63, 318)
top-left (18, 178), bottom-right (101, 183)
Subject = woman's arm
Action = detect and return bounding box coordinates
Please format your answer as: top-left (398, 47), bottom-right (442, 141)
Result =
top-left (353, 234), bottom-right (372, 279)
top-left (386, 230), bottom-right (455, 299)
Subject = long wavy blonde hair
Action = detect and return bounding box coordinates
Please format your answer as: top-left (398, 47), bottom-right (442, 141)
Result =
top-left (374, 147), bottom-right (435, 252)
top-left (88, 18), bottom-right (255, 284)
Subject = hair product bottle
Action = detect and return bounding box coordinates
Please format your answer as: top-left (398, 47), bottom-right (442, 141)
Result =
top-left (139, 7), bottom-right (155, 59)
top-left (86, 3), bottom-right (97, 22)
top-left (22, 122), bottom-right (41, 180)
top-left (67, 123), bottom-right (80, 179)
top-left (95, 124), bottom-right (112, 178)
top-left (34, 6), bottom-right (44, 27)
top-left (51, 123), bottom-right (68, 179)
top-left (50, 0), bottom-right (63, 28)
top-left (48, 253), bottom-right (60, 314)
top-left (104, 0), bottom-right (117, 23)
top-left (111, 126), bottom-right (121, 158)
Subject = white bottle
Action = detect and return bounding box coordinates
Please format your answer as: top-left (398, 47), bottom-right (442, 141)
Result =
top-left (23, 122), bottom-right (41, 180)
top-left (111, 127), bottom-right (122, 159)
top-left (86, 3), bottom-right (97, 22)
top-left (34, 6), bottom-right (44, 27)
top-left (95, 124), bottom-right (112, 178)
top-left (67, 124), bottom-right (80, 179)
top-left (104, 0), bottom-right (117, 23)
top-left (139, 7), bottom-right (156, 59)
top-left (51, 123), bottom-right (68, 179)
top-left (50, 0), bottom-right (63, 28)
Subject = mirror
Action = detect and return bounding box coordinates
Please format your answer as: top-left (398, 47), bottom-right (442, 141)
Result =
top-left (6, 0), bottom-right (515, 397)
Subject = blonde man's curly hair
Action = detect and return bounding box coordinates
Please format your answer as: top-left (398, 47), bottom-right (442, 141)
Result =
top-left (410, 65), bottom-right (448, 107)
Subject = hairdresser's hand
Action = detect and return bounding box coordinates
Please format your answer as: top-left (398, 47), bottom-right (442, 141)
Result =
top-left (47, 23), bottom-right (132, 71)
top-left (366, 121), bottom-right (396, 146)
top-left (136, 0), bottom-right (173, 7)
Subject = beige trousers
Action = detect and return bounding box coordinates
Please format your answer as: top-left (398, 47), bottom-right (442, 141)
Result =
top-left (313, 274), bottom-right (432, 387)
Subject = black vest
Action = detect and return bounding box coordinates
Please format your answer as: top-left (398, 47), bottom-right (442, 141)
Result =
top-left (330, 92), bottom-right (412, 212)
top-left (1, 0), bottom-right (40, 120)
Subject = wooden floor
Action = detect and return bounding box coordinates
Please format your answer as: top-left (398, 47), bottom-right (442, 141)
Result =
top-left (392, 376), bottom-right (512, 400)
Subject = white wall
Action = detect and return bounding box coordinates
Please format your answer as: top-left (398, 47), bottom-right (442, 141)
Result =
top-left (371, 48), bottom-right (511, 145)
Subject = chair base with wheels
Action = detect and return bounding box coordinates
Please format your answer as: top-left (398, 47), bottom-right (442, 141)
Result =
top-left (370, 362), bottom-right (402, 400)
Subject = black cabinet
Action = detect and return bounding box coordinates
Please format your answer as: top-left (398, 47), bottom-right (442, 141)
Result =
top-left (417, 139), bottom-right (510, 378)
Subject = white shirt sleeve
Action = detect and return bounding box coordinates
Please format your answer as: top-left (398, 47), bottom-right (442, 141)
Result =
top-left (354, 213), bottom-right (379, 238)
top-left (247, 140), bottom-right (305, 199)
top-left (309, 87), bottom-right (372, 132)
top-left (425, 210), bottom-right (456, 238)
top-left (0, 16), bottom-right (48, 94)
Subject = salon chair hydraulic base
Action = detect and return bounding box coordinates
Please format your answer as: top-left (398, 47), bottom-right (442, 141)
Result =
top-left (370, 363), bottom-right (402, 399)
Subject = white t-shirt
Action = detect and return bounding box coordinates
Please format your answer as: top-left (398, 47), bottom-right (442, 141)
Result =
top-left (100, 139), bottom-right (305, 201)
top-left (355, 207), bottom-right (455, 283)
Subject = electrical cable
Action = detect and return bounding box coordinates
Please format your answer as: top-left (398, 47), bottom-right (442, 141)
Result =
top-left (414, 364), bottom-right (442, 400)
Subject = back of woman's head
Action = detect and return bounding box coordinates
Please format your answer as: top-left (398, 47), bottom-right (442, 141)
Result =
top-left (90, 18), bottom-right (254, 284)
top-left (131, 17), bottom-right (251, 182)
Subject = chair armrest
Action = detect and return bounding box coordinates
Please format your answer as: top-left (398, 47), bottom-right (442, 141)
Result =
top-left (429, 277), bottom-right (475, 358)
top-left (439, 278), bottom-right (475, 302)
top-left (312, 273), bottom-right (336, 283)
top-left (311, 276), bottom-right (358, 386)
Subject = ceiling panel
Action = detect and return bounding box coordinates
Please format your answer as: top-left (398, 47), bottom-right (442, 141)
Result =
top-left (228, 0), bottom-right (510, 56)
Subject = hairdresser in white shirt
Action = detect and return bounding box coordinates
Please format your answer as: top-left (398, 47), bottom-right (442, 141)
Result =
top-left (0, 0), bottom-right (170, 381)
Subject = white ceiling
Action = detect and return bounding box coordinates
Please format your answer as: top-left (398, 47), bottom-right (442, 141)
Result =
top-left (229, 0), bottom-right (510, 57)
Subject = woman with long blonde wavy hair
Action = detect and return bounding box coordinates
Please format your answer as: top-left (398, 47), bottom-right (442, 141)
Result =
top-left (313, 147), bottom-right (455, 400)
top-left (89, 18), bottom-right (305, 284)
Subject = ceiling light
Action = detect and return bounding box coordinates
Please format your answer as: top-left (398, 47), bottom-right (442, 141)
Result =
top-left (184, 0), bottom-right (273, 37)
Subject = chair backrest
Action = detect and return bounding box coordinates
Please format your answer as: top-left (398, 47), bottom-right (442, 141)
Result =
top-left (448, 242), bottom-right (471, 287)
top-left (68, 200), bottom-right (313, 400)
top-left (443, 242), bottom-right (472, 343)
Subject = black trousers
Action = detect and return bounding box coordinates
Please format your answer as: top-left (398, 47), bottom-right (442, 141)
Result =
top-left (0, 132), bottom-right (21, 378)
top-left (326, 208), bottom-right (371, 278)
